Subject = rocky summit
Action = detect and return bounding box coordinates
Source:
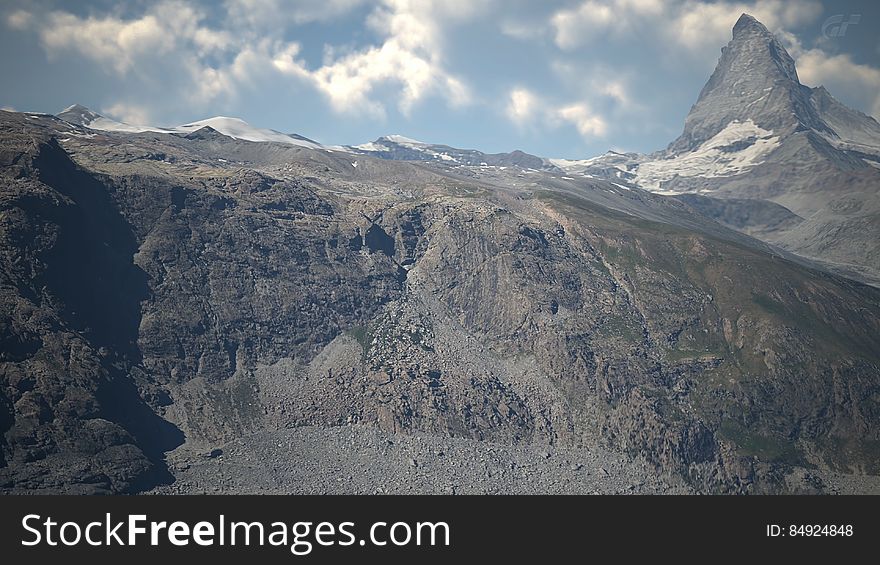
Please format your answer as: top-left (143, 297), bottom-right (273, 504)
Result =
top-left (1, 15), bottom-right (880, 496)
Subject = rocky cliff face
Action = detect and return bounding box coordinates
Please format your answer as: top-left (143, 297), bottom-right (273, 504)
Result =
top-left (2, 108), bottom-right (879, 494)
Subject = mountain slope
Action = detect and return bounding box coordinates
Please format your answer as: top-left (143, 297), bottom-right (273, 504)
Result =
top-left (558, 14), bottom-right (880, 285)
top-left (2, 109), bottom-right (880, 494)
top-left (347, 135), bottom-right (551, 169)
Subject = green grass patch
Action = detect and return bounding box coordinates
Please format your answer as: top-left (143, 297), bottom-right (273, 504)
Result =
top-left (718, 420), bottom-right (806, 466)
top-left (347, 323), bottom-right (374, 354)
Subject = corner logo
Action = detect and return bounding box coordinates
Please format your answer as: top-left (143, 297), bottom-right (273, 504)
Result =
top-left (821, 14), bottom-right (860, 38)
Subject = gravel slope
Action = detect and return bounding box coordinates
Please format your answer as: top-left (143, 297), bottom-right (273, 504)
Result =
top-left (149, 425), bottom-right (693, 495)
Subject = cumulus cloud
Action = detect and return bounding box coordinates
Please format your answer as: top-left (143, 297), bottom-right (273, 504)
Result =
top-left (550, 0), bottom-right (822, 56)
top-left (8, 0), bottom-right (236, 82)
top-left (269, 0), bottom-right (490, 117)
top-left (505, 87), bottom-right (539, 125)
top-left (554, 103), bottom-right (608, 137)
top-left (36, 11), bottom-right (171, 73)
top-left (7, 0), bottom-right (481, 120)
top-left (225, 0), bottom-right (366, 27)
top-left (102, 102), bottom-right (155, 125)
top-left (670, 0), bottom-right (821, 52)
top-left (551, 0), bottom-right (661, 50)
top-left (504, 87), bottom-right (608, 139)
top-left (284, 0), bottom-right (480, 118)
top-left (550, 61), bottom-right (637, 113)
top-left (6, 9), bottom-right (32, 30)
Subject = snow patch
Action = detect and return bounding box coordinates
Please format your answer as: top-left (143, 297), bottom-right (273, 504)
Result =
top-left (384, 134), bottom-right (425, 145)
top-left (175, 117), bottom-right (322, 148)
top-left (62, 111), bottom-right (324, 149)
top-left (632, 119), bottom-right (779, 190)
top-left (353, 141), bottom-right (387, 152)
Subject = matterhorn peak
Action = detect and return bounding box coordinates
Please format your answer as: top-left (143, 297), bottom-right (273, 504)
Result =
top-left (731, 13), bottom-right (770, 37)
top-left (667, 13), bottom-right (821, 153)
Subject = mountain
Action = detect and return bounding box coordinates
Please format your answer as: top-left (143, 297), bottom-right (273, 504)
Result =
top-left (3, 99), bottom-right (880, 495)
top-left (56, 104), bottom-right (103, 127)
top-left (559, 14), bottom-right (880, 285)
top-left (173, 117), bottom-right (323, 148)
top-left (56, 105), bottom-right (324, 149)
top-left (347, 135), bottom-right (551, 169)
top-left (670, 14), bottom-right (828, 153)
top-left (58, 103), bottom-right (172, 134)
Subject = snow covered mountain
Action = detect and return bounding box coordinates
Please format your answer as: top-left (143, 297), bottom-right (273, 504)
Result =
top-left (556, 14), bottom-right (880, 187)
top-left (57, 104), bottom-right (173, 134)
top-left (174, 117), bottom-right (323, 148)
top-left (346, 134), bottom-right (551, 169)
top-left (555, 13), bottom-right (880, 284)
top-left (57, 105), bottom-right (323, 149)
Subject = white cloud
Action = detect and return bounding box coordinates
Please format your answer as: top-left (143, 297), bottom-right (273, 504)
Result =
top-left (551, 0), bottom-right (662, 50)
top-left (102, 102), bottom-right (154, 125)
top-left (552, 60), bottom-right (636, 111)
top-left (600, 81), bottom-right (630, 107)
top-left (225, 0), bottom-right (366, 27)
top-left (13, 1), bottom-right (234, 75)
top-left (554, 103), bottom-right (608, 137)
top-left (506, 87), bottom-right (539, 125)
top-left (6, 9), bottom-right (32, 30)
top-left (499, 19), bottom-right (547, 40)
top-left (550, 0), bottom-right (822, 56)
top-left (670, 0), bottom-right (821, 52)
top-left (504, 87), bottom-right (608, 139)
top-left (270, 0), bottom-right (482, 117)
top-left (10, 0), bottom-right (484, 120)
top-left (37, 12), bottom-right (169, 73)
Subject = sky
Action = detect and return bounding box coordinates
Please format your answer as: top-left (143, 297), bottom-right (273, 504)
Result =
top-left (1, 0), bottom-right (878, 159)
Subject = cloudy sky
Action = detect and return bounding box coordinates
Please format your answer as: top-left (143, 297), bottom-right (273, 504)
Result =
top-left (1, 0), bottom-right (878, 158)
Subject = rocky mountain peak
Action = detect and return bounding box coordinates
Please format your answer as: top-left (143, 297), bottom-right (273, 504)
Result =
top-left (731, 12), bottom-right (762, 33)
top-left (728, 13), bottom-right (799, 83)
top-left (668, 13), bottom-right (822, 153)
top-left (57, 104), bottom-right (102, 126)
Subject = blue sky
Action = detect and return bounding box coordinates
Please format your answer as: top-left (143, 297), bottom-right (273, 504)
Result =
top-left (1, 0), bottom-right (878, 159)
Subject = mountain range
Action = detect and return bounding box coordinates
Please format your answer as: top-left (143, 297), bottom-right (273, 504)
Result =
top-left (1, 14), bottom-right (879, 495)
